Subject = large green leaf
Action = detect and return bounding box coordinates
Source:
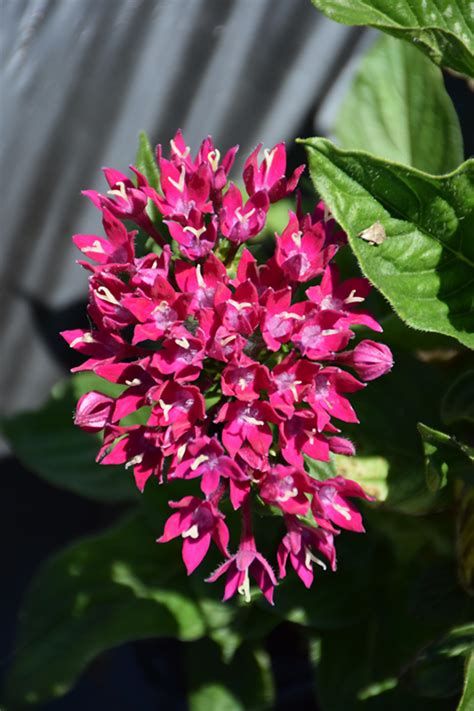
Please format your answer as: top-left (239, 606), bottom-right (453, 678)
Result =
top-left (1, 374), bottom-right (138, 502)
top-left (458, 652), bottom-right (474, 710)
top-left (302, 138), bottom-right (474, 349)
top-left (3, 513), bottom-right (206, 708)
top-left (311, 0), bottom-right (474, 77)
top-left (335, 35), bottom-right (463, 173)
top-left (185, 638), bottom-right (274, 711)
top-left (401, 623), bottom-right (474, 700)
top-left (418, 422), bottom-right (474, 491)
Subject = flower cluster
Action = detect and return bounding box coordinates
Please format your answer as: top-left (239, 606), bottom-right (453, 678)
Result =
top-left (63, 131), bottom-right (393, 604)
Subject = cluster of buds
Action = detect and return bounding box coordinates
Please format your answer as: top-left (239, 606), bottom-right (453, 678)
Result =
top-left (63, 131), bottom-right (393, 604)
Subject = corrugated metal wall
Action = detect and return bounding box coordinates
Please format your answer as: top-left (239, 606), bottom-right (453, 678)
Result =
top-left (1, 0), bottom-right (367, 424)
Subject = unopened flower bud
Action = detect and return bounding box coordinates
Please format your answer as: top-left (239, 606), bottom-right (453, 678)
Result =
top-left (336, 339), bottom-right (393, 381)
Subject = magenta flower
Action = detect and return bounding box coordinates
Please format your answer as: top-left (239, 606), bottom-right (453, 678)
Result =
top-left (259, 465), bottom-right (312, 515)
top-left (243, 142), bottom-right (304, 203)
top-left (151, 329), bottom-right (206, 383)
top-left (275, 211), bottom-right (332, 282)
top-left (206, 500), bottom-right (277, 603)
top-left (215, 400), bottom-right (281, 457)
top-left (277, 515), bottom-right (337, 588)
top-left (83, 167), bottom-right (163, 244)
top-left (165, 210), bottom-right (218, 260)
top-left (65, 130), bottom-right (393, 603)
top-left (307, 264), bottom-right (382, 332)
top-left (219, 184), bottom-right (269, 243)
top-left (221, 358), bottom-right (270, 402)
top-left (312, 477), bottom-right (374, 532)
top-left (261, 287), bottom-right (312, 352)
top-left (73, 208), bottom-right (135, 270)
top-left (149, 158), bottom-right (213, 219)
top-left (171, 436), bottom-right (248, 497)
top-left (158, 495), bottom-right (230, 574)
top-left (304, 367), bottom-right (364, 431)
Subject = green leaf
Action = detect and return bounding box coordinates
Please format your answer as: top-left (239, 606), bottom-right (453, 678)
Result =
top-left (3, 513), bottom-right (206, 707)
top-left (418, 422), bottom-right (474, 491)
top-left (185, 638), bottom-right (274, 711)
top-left (302, 138), bottom-right (474, 349)
top-left (135, 130), bottom-right (161, 226)
top-left (135, 130), bottom-right (159, 189)
top-left (402, 624), bottom-right (474, 700)
top-left (1, 374), bottom-right (138, 503)
top-left (311, 0), bottom-right (474, 78)
top-left (442, 371), bottom-right (474, 425)
top-left (335, 35), bottom-right (463, 174)
top-left (458, 652), bottom-right (474, 710)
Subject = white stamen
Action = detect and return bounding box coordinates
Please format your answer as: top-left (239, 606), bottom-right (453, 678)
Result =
top-left (291, 231), bottom-right (302, 248)
top-left (235, 207), bottom-right (255, 223)
top-left (196, 264), bottom-right (206, 289)
top-left (344, 289), bottom-right (365, 304)
top-left (170, 139), bottom-right (190, 160)
top-left (280, 311), bottom-right (305, 321)
top-left (107, 181), bottom-right (128, 201)
top-left (228, 299), bottom-right (252, 311)
top-left (183, 225), bottom-right (207, 239)
top-left (70, 332), bottom-right (95, 348)
top-left (276, 487), bottom-right (298, 503)
top-left (238, 378), bottom-right (248, 390)
top-left (96, 286), bottom-right (121, 306)
top-left (333, 502), bottom-right (352, 521)
top-left (191, 454), bottom-right (209, 471)
top-left (264, 147), bottom-right (277, 172)
top-left (168, 166), bottom-right (186, 193)
top-left (238, 568), bottom-right (251, 602)
top-left (125, 453), bottom-right (144, 469)
top-left (82, 240), bottom-right (105, 254)
top-left (289, 381), bottom-right (302, 400)
top-left (305, 548), bottom-right (327, 571)
top-left (125, 378), bottom-right (142, 387)
top-left (221, 335), bottom-right (236, 346)
top-left (242, 415), bottom-right (264, 426)
top-left (175, 336), bottom-right (190, 349)
top-left (177, 443), bottom-right (187, 462)
top-left (182, 524), bottom-right (199, 539)
top-left (159, 399), bottom-right (173, 422)
top-left (321, 329), bottom-right (339, 336)
top-left (152, 300), bottom-right (170, 314)
top-left (208, 149), bottom-right (221, 172)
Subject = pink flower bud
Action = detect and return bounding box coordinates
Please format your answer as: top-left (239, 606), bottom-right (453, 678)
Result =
top-left (337, 340), bottom-right (393, 381)
top-left (74, 391), bottom-right (114, 432)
